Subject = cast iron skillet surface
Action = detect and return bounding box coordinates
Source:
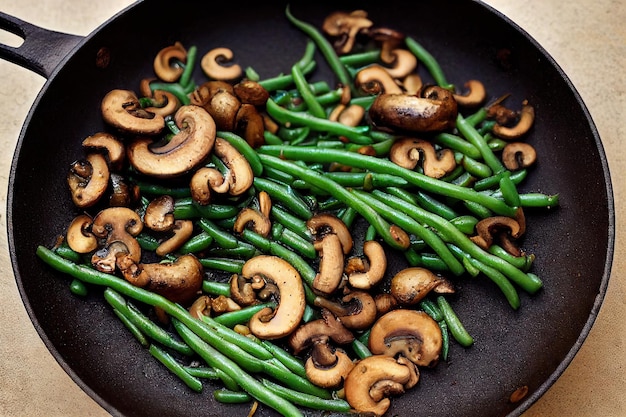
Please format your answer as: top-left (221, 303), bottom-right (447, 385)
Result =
top-left (5, 1), bottom-right (614, 416)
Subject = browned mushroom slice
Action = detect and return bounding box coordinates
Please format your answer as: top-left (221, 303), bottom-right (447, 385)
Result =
top-left (108, 173), bottom-right (139, 208)
top-left (212, 137), bottom-right (255, 196)
top-left (288, 308), bottom-right (355, 355)
top-left (67, 153), bottom-right (110, 208)
top-left (492, 100), bottom-right (535, 140)
top-left (90, 207), bottom-right (143, 264)
top-left (312, 234), bottom-right (345, 295)
top-left (81, 132), bottom-right (125, 171)
top-left (306, 213), bottom-right (353, 254)
top-left (233, 79), bottom-right (270, 106)
top-left (390, 267), bottom-right (455, 306)
top-left (369, 85), bottom-right (458, 133)
top-left (189, 167), bottom-right (226, 205)
top-left (144, 195), bottom-right (175, 232)
top-left (189, 295), bottom-right (212, 320)
top-left (453, 80), bottom-right (487, 107)
top-left (314, 291), bottom-right (377, 330)
top-left (355, 65), bottom-right (403, 95)
top-left (156, 220), bottom-right (194, 256)
top-left (305, 346), bottom-right (355, 389)
top-left (91, 241), bottom-right (132, 274)
top-left (153, 42), bottom-right (187, 83)
top-left (116, 254), bottom-right (203, 305)
top-left (66, 214), bottom-right (98, 254)
top-left (322, 10), bottom-right (373, 55)
top-left (390, 137), bottom-right (456, 178)
top-left (229, 273), bottom-right (260, 307)
top-left (501, 142), bottom-right (537, 170)
top-left (242, 255), bottom-right (306, 339)
top-left (126, 105), bottom-right (216, 178)
top-left (470, 214), bottom-right (525, 256)
top-left (235, 103), bottom-right (265, 148)
top-left (101, 89), bottom-right (165, 135)
top-left (344, 355), bottom-right (419, 416)
top-left (233, 208), bottom-right (271, 238)
top-left (368, 27), bottom-right (405, 65)
top-left (142, 90), bottom-right (181, 118)
top-left (374, 293), bottom-right (399, 316)
top-left (382, 49), bottom-right (418, 80)
top-left (347, 240), bottom-right (387, 289)
top-left (329, 103), bottom-right (366, 127)
top-left (369, 309), bottom-right (443, 367)
top-left (201, 47), bottom-right (243, 81)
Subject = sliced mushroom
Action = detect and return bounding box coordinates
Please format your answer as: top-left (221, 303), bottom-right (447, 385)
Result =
top-left (233, 208), bottom-right (271, 237)
top-left (189, 295), bottom-right (212, 319)
top-left (329, 103), bottom-right (366, 127)
top-left (470, 214), bottom-right (525, 256)
top-left (347, 240), bottom-right (387, 289)
top-left (91, 240), bottom-right (132, 274)
top-left (126, 105), bottom-right (216, 178)
top-left (383, 49), bottom-right (418, 79)
top-left (453, 79), bottom-right (487, 107)
top-left (242, 255), bottom-right (306, 339)
top-left (374, 293), bottom-right (399, 316)
top-left (116, 254), bottom-right (203, 304)
top-left (142, 90), bottom-right (181, 117)
top-left (156, 220), bottom-right (194, 256)
top-left (211, 137), bottom-right (255, 196)
top-left (201, 47), bottom-right (243, 81)
top-left (81, 132), bottom-right (125, 171)
top-left (390, 138), bottom-right (456, 178)
top-left (390, 267), bottom-right (455, 306)
top-left (109, 173), bottom-right (139, 208)
top-left (368, 309), bottom-right (443, 367)
top-left (67, 153), bottom-right (110, 208)
top-left (305, 346), bottom-right (355, 389)
top-left (501, 142), bottom-right (537, 170)
top-left (153, 42), bottom-right (187, 83)
top-left (355, 65), bottom-right (403, 95)
top-left (314, 291), bottom-right (377, 330)
top-left (369, 27), bottom-right (405, 65)
top-left (369, 85), bottom-right (458, 133)
top-left (322, 10), bottom-right (373, 55)
top-left (402, 74), bottom-right (423, 95)
top-left (211, 295), bottom-right (242, 315)
top-left (312, 234), bottom-right (345, 295)
top-left (229, 273), bottom-right (265, 307)
top-left (306, 213), bottom-right (353, 255)
top-left (143, 195), bottom-right (175, 232)
top-left (235, 103), bottom-right (266, 148)
top-left (101, 89), bottom-right (165, 135)
top-left (344, 355), bottom-right (418, 416)
top-left (66, 214), bottom-right (98, 253)
top-left (492, 100), bottom-right (535, 140)
top-left (288, 308), bottom-right (355, 354)
top-left (90, 207), bottom-right (143, 264)
top-left (189, 167), bottom-right (226, 205)
top-left (233, 79), bottom-right (270, 106)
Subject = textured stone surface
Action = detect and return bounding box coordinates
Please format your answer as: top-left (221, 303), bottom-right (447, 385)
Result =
top-left (0, 0), bottom-right (623, 416)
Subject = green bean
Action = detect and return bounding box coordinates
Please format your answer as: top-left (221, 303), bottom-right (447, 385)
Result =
top-left (473, 169), bottom-right (527, 192)
top-left (112, 308), bottom-right (149, 347)
top-left (206, 242), bottom-right (259, 260)
top-left (419, 299), bottom-right (444, 322)
top-left (103, 288), bottom-right (194, 356)
top-left (199, 257), bottom-right (245, 274)
top-left (258, 60), bottom-right (316, 92)
top-left (262, 379), bottom-right (351, 413)
top-left (439, 320), bottom-right (450, 361)
top-left (339, 49), bottom-right (381, 67)
top-left (253, 177), bottom-right (313, 220)
top-left (458, 153), bottom-right (493, 179)
top-left (260, 155), bottom-right (409, 250)
top-left (173, 198), bottom-right (239, 220)
top-left (202, 280), bottom-right (231, 297)
top-left (462, 200), bottom-right (492, 219)
top-left (518, 192), bottom-right (560, 208)
top-left (258, 339), bottom-right (307, 379)
top-left (436, 296), bottom-right (474, 347)
top-left (178, 231), bottom-right (213, 254)
top-left (217, 131), bottom-right (263, 177)
top-left (434, 133), bottom-right (482, 159)
top-left (272, 223), bottom-right (317, 259)
top-left (487, 135), bottom-right (508, 151)
top-left (263, 129), bottom-right (285, 145)
top-left (404, 249), bottom-right (450, 272)
top-left (214, 389), bottom-right (252, 404)
top-left (149, 81), bottom-right (191, 105)
top-left (386, 187), bottom-right (458, 220)
top-left (258, 146), bottom-right (519, 217)
top-left (323, 172), bottom-right (409, 190)
top-left (54, 243), bottom-right (83, 263)
top-left (499, 171), bottom-right (521, 207)
top-left (149, 344), bottom-right (203, 392)
top-left (69, 279), bottom-right (88, 296)
top-left (172, 319), bottom-right (303, 417)
top-left (464, 107), bottom-right (488, 127)
top-left (285, 5), bottom-right (352, 90)
top-left (178, 45), bottom-right (197, 89)
top-left (136, 232), bottom-right (160, 251)
top-left (351, 189), bottom-right (465, 276)
top-left (488, 245), bottom-right (535, 271)
top-left (214, 302), bottom-right (277, 328)
top-left (351, 338), bottom-right (373, 360)
top-left (291, 43), bottom-right (326, 119)
top-left (456, 114), bottom-right (506, 175)
top-left (270, 206), bottom-right (311, 240)
top-left (198, 218), bottom-right (239, 249)
top-left (183, 366), bottom-right (219, 380)
top-left (450, 215), bottom-right (479, 235)
top-left (369, 190), bottom-right (543, 293)
top-left (133, 179), bottom-right (191, 198)
top-left (405, 36), bottom-right (454, 90)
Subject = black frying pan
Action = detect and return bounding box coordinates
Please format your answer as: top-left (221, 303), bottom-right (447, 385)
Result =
top-left (2, 1), bottom-right (614, 416)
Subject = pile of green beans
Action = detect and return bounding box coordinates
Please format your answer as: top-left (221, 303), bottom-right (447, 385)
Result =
top-left (38, 6), bottom-right (559, 417)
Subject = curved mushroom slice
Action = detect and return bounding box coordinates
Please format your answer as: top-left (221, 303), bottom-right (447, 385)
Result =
top-left (491, 100), bottom-right (535, 140)
top-left (66, 214), bottom-right (98, 254)
top-left (90, 207), bottom-right (143, 264)
top-left (233, 79), bottom-right (269, 106)
top-left (453, 79), bottom-right (487, 107)
top-left (201, 47), bottom-right (243, 81)
top-left (305, 346), bottom-right (355, 389)
top-left (101, 89), bottom-right (165, 135)
top-left (153, 41), bottom-right (187, 83)
top-left (127, 105), bottom-right (216, 178)
top-left (369, 85), bottom-right (458, 133)
top-left (81, 132), bottom-right (125, 171)
top-left (234, 103), bottom-right (266, 148)
top-left (306, 213), bottom-right (353, 255)
top-left (144, 195), bottom-right (175, 232)
top-left (242, 255), bottom-right (306, 340)
top-left (344, 355), bottom-right (419, 416)
top-left (502, 142), bottom-right (537, 171)
top-left (109, 173), bottom-right (140, 207)
top-left (390, 267), bottom-right (455, 306)
top-left (347, 240), bottom-right (387, 289)
top-left (116, 254), bottom-right (203, 305)
top-left (314, 291), bottom-right (377, 330)
top-left (142, 90), bottom-right (181, 118)
top-left (67, 153), bottom-right (110, 208)
top-left (369, 309), bottom-right (443, 368)
top-left (233, 208), bottom-right (271, 238)
top-left (390, 137), bottom-right (457, 178)
top-left (470, 213), bottom-right (525, 256)
top-left (382, 49), bottom-right (418, 80)
top-left (288, 308), bottom-right (355, 354)
top-left (368, 27), bottom-right (405, 65)
top-left (156, 220), bottom-right (194, 256)
top-left (312, 234), bottom-right (345, 295)
top-left (355, 65), bottom-right (403, 95)
top-left (189, 167), bottom-right (226, 205)
top-left (322, 10), bottom-right (373, 55)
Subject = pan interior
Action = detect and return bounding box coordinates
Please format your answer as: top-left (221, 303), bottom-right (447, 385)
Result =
top-left (7, 1), bottom-right (613, 416)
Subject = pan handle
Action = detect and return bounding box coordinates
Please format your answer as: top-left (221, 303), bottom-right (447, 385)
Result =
top-left (0, 11), bottom-right (82, 79)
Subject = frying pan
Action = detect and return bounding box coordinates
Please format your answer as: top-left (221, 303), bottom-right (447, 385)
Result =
top-left (2, 1), bottom-right (614, 416)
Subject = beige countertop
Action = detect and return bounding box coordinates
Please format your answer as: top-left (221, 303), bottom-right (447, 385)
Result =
top-left (0, 1), bottom-right (624, 416)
